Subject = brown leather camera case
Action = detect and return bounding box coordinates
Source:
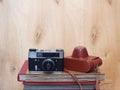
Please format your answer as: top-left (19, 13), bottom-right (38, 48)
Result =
top-left (64, 46), bottom-right (102, 72)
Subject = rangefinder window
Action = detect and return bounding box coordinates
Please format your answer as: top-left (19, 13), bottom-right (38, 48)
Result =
top-left (43, 53), bottom-right (59, 57)
top-left (37, 52), bottom-right (42, 57)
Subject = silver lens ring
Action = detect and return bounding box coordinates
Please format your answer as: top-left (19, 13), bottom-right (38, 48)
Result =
top-left (42, 59), bottom-right (55, 70)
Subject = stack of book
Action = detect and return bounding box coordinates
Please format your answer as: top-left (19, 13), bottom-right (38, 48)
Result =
top-left (18, 60), bottom-right (105, 90)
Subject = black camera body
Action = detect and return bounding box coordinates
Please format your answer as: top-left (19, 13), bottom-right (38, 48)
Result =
top-left (28, 49), bottom-right (64, 72)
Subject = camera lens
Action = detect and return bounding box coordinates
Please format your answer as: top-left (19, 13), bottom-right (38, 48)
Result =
top-left (42, 59), bottom-right (55, 71)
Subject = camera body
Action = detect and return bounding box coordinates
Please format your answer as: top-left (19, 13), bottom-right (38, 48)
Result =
top-left (28, 49), bottom-right (64, 72)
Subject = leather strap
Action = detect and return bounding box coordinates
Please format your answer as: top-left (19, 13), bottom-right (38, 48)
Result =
top-left (64, 69), bottom-right (83, 90)
top-left (95, 66), bottom-right (100, 90)
top-left (65, 68), bottom-right (100, 90)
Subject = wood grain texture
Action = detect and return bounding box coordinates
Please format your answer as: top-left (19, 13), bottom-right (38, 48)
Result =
top-left (0, 0), bottom-right (120, 90)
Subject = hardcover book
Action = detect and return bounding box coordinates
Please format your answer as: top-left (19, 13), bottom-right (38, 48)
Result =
top-left (18, 60), bottom-right (104, 82)
top-left (23, 84), bottom-right (96, 90)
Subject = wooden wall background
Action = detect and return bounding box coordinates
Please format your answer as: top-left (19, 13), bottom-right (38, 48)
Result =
top-left (0, 0), bottom-right (120, 90)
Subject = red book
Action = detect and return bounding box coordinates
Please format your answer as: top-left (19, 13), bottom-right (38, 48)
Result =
top-left (18, 60), bottom-right (104, 84)
top-left (18, 60), bottom-right (28, 82)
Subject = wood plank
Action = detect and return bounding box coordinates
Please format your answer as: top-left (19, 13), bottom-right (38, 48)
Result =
top-left (0, 0), bottom-right (120, 90)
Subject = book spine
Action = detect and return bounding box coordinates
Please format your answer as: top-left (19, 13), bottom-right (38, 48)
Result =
top-left (23, 84), bottom-right (96, 90)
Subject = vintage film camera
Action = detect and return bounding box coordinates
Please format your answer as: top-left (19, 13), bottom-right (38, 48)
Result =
top-left (28, 49), bottom-right (64, 72)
